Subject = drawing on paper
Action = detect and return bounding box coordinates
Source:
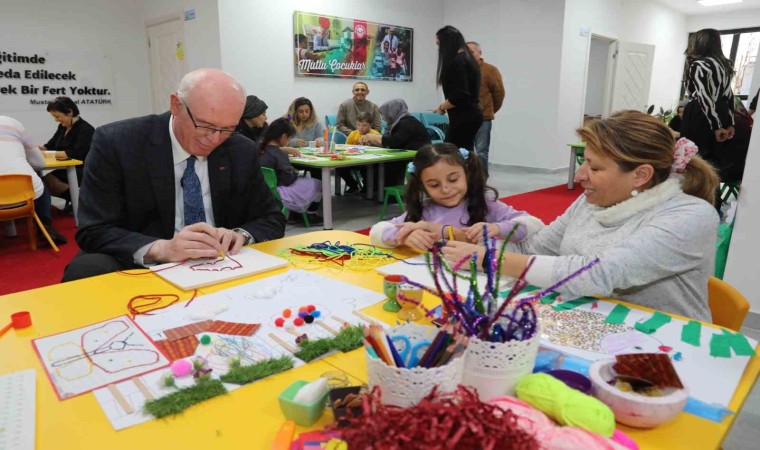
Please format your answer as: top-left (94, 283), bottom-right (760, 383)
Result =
top-left (33, 316), bottom-right (169, 399)
top-left (188, 254), bottom-right (243, 272)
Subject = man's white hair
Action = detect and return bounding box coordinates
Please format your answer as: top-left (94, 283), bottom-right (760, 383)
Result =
top-left (176, 69), bottom-right (246, 101)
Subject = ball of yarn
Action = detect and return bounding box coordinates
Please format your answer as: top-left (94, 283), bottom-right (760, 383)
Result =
top-left (516, 373), bottom-right (615, 437)
top-left (488, 396), bottom-right (554, 435)
top-left (538, 426), bottom-right (628, 450)
top-left (170, 359), bottom-right (193, 377)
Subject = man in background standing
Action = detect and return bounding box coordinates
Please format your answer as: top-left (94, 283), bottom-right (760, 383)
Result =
top-left (467, 41), bottom-right (505, 177)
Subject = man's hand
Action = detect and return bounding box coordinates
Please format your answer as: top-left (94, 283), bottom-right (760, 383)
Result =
top-left (464, 223), bottom-right (500, 244)
top-left (145, 223), bottom-right (245, 263)
top-left (441, 241), bottom-right (486, 269)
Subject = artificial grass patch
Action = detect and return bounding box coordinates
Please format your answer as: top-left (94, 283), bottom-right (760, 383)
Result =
top-left (294, 324), bottom-right (364, 362)
top-left (144, 379), bottom-right (227, 418)
top-left (219, 356), bottom-right (294, 385)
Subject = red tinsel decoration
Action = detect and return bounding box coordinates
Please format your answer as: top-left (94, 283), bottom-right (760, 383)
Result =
top-left (331, 386), bottom-right (539, 450)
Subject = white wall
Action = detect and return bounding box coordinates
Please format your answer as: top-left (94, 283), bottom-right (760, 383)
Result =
top-left (142, 0), bottom-right (221, 71)
top-left (687, 9), bottom-right (760, 32)
top-left (443, 0), bottom-right (567, 169)
top-left (585, 38), bottom-right (609, 117)
top-left (1, 0), bottom-right (152, 144)
top-left (218, 0), bottom-right (443, 128)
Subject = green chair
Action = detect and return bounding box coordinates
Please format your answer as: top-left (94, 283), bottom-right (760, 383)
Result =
top-left (378, 167), bottom-right (411, 221)
top-left (575, 146), bottom-right (585, 166)
top-left (261, 167), bottom-right (310, 228)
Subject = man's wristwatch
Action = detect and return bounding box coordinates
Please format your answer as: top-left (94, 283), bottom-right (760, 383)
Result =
top-left (233, 228), bottom-right (254, 246)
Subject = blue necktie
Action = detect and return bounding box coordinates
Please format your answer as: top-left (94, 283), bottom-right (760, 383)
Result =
top-left (182, 156), bottom-right (206, 226)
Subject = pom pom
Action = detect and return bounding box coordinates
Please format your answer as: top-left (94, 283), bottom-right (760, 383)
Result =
top-left (299, 306), bottom-right (308, 313)
top-left (304, 315), bottom-right (315, 324)
top-left (275, 318), bottom-right (285, 327)
top-left (298, 311), bottom-right (309, 318)
top-left (200, 335), bottom-right (211, 345)
top-left (283, 309), bottom-right (292, 318)
top-left (516, 373), bottom-right (615, 438)
top-left (171, 359), bottom-right (193, 378)
top-left (307, 305), bottom-right (316, 312)
top-left (312, 310), bottom-right (321, 318)
top-left (294, 317), bottom-right (305, 326)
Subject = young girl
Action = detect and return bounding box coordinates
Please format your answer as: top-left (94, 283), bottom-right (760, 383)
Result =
top-left (370, 143), bottom-right (543, 251)
top-left (259, 118), bottom-right (323, 223)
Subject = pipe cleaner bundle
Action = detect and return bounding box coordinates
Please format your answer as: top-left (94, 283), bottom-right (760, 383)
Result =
top-left (279, 241), bottom-right (420, 271)
top-left (397, 225), bottom-right (599, 343)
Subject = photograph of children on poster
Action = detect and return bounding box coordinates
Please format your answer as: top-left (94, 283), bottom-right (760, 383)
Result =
top-left (293, 11), bottom-right (413, 81)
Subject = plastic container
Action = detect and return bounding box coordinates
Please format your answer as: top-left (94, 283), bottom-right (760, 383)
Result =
top-left (329, 386), bottom-right (364, 425)
top-left (278, 380), bottom-right (328, 426)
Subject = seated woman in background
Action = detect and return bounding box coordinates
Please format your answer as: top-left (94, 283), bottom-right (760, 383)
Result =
top-left (1, 116), bottom-right (66, 244)
top-left (237, 95), bottom-right (269, 146)
top-left (443, 111), bottom-right (720, 321)
top-left (40, 96), bottom-right (94, 211)
top-left (259, 118), bottom-right (323, 225)
top-left (284, 97), bottom-right (324, 148)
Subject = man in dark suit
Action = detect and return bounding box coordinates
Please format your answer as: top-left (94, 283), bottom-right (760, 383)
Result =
top-left (62, 69), bottom-right (286, 282)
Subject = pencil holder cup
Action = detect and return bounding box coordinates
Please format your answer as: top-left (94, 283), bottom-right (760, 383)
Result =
top-left (278, 380), bottom-right (328, 426)
top-left (461, 326), bottom-right (541, 401)
top-left (396, 283), bottom-right (424, 321)
top-left (382, 274), bottom-right (404, 312)
top-left (365, 323), bottom-right (464, 407)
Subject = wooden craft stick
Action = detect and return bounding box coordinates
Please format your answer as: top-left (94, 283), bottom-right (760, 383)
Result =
top-left (316, 321), bottom-right (339, 336)
top-left (331, 315), bottom-right (351, 327)
top-left (132, 377), bottom-right (154, 400)
top-left (284, 327), bottom-right (301, 337)
top-left (108, 384), bottom-right (134, 414)
top-left (269, 333), bottom-right (297, 353)
top-left (352, 310), bottom-right (380, 326)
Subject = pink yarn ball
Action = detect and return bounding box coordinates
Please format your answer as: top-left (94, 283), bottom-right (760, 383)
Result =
top-left (612, 429), bottom-right (639, 450)
top-left (537, 426), bottom-right (628, 450)
top-left (170, 359), bottom-right (193, 378)
top-left (488, 396), bottom-right (554, 435)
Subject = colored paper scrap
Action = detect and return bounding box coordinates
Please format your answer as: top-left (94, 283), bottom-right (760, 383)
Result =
top-left (634, 311), bottom-right (671, 334)
top-left (605, 304), bottom-right (631, 324)
top-left (154, 335), bottom-right (200, 361)
top-left (709, 333), bottom-right (732, 358)
top-left (723, 330), bottom-right (756, 357)
top-left (684, 397), bottom-right (734, 423)
top-left (681, 320), bottom-right (702, 347)
top-left (551, 297), bottom-right (596, 311)
top-left (540, 292), bottom-right (560, 304)
top-left (164, 320), bottom-right (213, 341)
top-left (208, 321), bottom-right (260, 337)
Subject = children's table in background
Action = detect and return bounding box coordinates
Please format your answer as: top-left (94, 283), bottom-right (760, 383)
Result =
top-left (0, 230), bottom-right (757, 449)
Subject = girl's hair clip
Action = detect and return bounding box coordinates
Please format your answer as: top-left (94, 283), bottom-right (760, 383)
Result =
top-left (406, 161), bottom-right (416, 174)
top-left (458, 148), bottom-right (469, 159)
top-left (286, 114), bottom-right (293, 122)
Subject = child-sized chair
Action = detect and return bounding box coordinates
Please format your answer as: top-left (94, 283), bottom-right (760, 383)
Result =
top-left (261, 168), bottom-right (310, 228)
top-left (708, 276), bottom-right (750, 332)
top-left (0, 174), bottom-right (59, 251)
top-left (378, 165), bottom-right (412, 221)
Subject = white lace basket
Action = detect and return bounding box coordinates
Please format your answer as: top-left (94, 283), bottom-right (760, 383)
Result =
top-left (366, 323), bottom-right (464, 408)
top-left (461, 326), bottom-right (540, 401)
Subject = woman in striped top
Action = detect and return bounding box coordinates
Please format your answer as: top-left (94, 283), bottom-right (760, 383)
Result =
top-left (680, 28), bottom-right (735, 208)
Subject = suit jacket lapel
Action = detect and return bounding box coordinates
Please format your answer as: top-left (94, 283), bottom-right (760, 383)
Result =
top-left (209, 145), bottom-right (231, 227)
top-left (145, 113), bottom-right (175, 237)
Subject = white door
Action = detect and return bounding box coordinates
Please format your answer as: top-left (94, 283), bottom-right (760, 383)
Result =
top-left (607, 41), bottom-right (655, 114)
top-left (147, 18), bottom-right (186, 113)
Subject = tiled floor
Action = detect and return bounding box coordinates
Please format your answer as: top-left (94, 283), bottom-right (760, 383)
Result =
top-left (283, 164), bottom-right (760, 448)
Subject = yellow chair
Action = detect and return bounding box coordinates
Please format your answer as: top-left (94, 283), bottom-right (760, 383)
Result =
top-left (0, 174), bottom-right (59, 252)
top-left (708, 276), bottom-right (749, 331)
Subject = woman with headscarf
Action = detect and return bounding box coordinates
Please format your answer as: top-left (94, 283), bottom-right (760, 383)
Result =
top-left (361, 98), bottom-right (431, 186)
top-left (360, 98), bottom-right (430, 150)
top-left (237, 95), bottom-right (268, 144)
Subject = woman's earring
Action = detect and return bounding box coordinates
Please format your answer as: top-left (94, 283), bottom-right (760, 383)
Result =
top-left (631, 189), bottom-right (639, 197)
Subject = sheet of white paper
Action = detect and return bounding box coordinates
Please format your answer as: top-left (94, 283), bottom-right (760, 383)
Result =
top-left (536, 299), bottom-right (757, 407)
top-left (376, 255), bottom-right (515, 298)
top-left (32, 316), bottom-right (169, 400)
top-left (150, 247), bottom-right (288, 290)
top-left (0, 369), bottom-right (35, 450)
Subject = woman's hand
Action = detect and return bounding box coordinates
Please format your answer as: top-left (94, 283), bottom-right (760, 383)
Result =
top-left (714, 128), bottom-right (732, 142)
top-left (464, 223), bottom-right (500, 244)
top-left (433, 105), bottom-right (446, 115)
top-left (360, 134), bottom-right (382, 146)
top-left (441, 241), bottom-right (486, 269)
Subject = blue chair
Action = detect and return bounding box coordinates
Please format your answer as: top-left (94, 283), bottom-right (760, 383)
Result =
top-left (325, 114), bottom-right (337, 127)
top-left (329, 130), bottom-right (347, 145)
top-left (425, 125), bottom-right (445, 144)
top-left (411, 112), bottom-right (425, 122)
top-left (420, 112), bottom-right (449, 135)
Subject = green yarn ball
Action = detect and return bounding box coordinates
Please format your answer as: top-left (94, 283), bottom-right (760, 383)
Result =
top-left (516, 373), bottom-right (615, 438)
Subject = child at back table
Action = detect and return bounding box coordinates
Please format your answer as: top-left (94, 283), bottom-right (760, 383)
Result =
top-left (259, 118), bottom-right (323, 223)
top-left (346, 112), bottom-right (381, 145)
top-left (370, 143), bottom-right (543, 251)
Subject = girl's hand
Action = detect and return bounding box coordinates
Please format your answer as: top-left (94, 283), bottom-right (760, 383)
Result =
top-left (464, 223), bottom-right (500, 243)
top-left (282, 147), bottom-right (301, 157)
top-left (402, 229), bottom-right (437, 252)
top-left (441, 241), bottom-right (486, 269)
top-left (395, 222), bottom-right (427, 244)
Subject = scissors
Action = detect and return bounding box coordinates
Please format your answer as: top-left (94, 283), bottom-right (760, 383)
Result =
top-left (391, 335), bottom-right (430, 368)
